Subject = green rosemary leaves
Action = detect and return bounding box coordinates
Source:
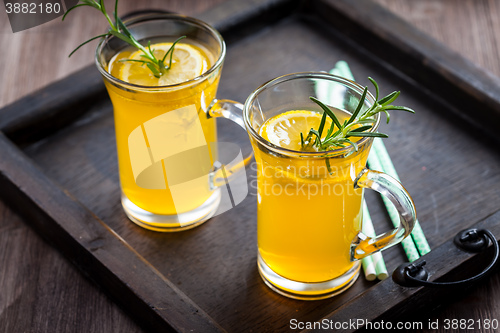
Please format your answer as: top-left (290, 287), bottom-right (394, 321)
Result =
top-left (301, 77), bottom-right (414, 153)
top-left (63, 0), bottom-right (185, 78)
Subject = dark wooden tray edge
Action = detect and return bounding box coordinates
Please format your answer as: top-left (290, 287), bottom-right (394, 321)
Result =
top-left (0, 64), bottom-right (107, 144)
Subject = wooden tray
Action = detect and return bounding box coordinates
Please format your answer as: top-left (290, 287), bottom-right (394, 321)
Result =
top-left (1, 0), bottom-right (500, 331)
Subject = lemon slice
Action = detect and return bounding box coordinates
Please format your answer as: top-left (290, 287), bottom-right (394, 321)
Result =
top-left (259, 110), bottom-right (332, 151)
top-left (117, 42), bottom-right (208, 86)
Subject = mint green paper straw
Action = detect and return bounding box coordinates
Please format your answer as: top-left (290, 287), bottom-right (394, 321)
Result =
top-left (361, 253), bottom-right (377, 281)
top-left (332, 61), bottom-right (354, 80)
top-left (324, 66), bottom-right (377, 281)
top-left (362, 201), bottom-right (389, 280)
top-left (366, 149), bottom-right (420, 262)
top-left (317, 67), bottom-right (346, 108)
top-left (360, 201), bottom-right (378, 282)
top-left (334, 60), bottom-right (426, 261)
top-left (324, 63), bottom-right (394, 271)
top-left (371, 138), bottom-right (431, 256)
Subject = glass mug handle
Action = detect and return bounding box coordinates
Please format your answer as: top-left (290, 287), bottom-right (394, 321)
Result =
top-left (206, 99), bottom-right (253, 187)
top-left (352, 168), bottom-right (417, 260)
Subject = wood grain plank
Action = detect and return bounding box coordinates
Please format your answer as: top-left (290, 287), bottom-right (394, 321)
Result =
top-left (373, 0), bottom-right (500, 77)
top-left (0, 64), bottom-right (105, 143)
top-left (0, 201), bottom-right (144, 333)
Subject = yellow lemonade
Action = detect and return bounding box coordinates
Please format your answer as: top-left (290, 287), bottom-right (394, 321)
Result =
top-left (104, 40), bottom-right (221, 218)
top-left (255, 109), bottom-right (371, 283)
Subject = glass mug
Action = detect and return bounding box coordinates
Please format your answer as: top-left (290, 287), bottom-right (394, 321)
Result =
top-left (96, 13), bottom-right (250, 232)
top-left (241, 73), bottom-right (416, 300)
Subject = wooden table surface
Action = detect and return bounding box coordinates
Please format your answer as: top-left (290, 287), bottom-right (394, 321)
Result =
top-left (1, 0), bottom-right (499, 332)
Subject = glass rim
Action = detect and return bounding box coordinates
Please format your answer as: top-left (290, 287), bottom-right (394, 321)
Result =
top-left (94, 13), bottom-right (226, 91)
top-left (243, 72), bottom-right (380, 157)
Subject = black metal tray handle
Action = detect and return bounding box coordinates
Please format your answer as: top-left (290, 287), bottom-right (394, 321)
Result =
top-left (393, 228), bottom-right (499, 287)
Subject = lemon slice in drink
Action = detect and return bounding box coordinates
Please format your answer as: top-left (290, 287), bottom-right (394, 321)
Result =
top-left (259, 110), bottom-right (332, 151)
top-left (118, 42), bottom-right (208, 86)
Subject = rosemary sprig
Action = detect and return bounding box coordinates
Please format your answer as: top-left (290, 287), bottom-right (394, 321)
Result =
top-left (301, 77), bottom-right (414, 154)
top-left (63, 0), bottom-right (185, 78)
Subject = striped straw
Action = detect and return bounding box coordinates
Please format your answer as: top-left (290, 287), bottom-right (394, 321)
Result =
top-left (361, 251), bottom-right (377, 281)
top-left (370, 138), bottom-right (431, 256)
top-left (325, 64), bottom-right (388, 278)
top-left (324, 64), bottom-right (389, 277)
top-left (362, 201), bottom-right (389, 280)
top-left (325, 66), bottom-right (377, 278)
top-left (366, 150), bottom-right (420, 262)
top-left (334, 61), bottom-right (429, 261)
top-left (334, 61), bottom-right (354, 80)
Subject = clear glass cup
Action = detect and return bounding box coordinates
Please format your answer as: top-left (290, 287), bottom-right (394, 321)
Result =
top-left (242, 72), bottom-right (416, 300)
top-left (95, 13), bottom-right (249, 232)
